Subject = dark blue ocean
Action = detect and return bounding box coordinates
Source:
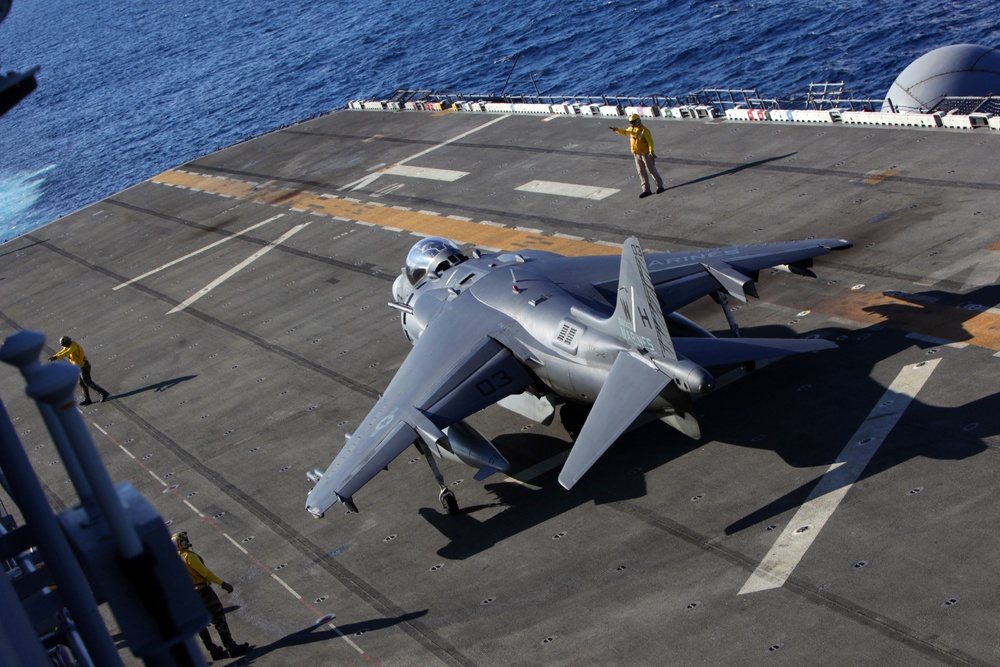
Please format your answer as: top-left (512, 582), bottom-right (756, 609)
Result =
top-left (0, 0), bottom-right (996, 242)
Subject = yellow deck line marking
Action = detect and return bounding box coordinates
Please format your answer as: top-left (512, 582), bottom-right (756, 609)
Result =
top-left (805, 288), bottom-right (1000, 351)
top-left (863, 170), bottom-right (898, 185)
top-left (154, 170), bottom-right (611, 257)
top-left (740, 359), bottom-right (939, 594)
top-left (151, 169), bottom-right (1000, 351)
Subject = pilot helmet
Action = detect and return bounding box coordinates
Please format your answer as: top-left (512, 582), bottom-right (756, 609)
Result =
top-left (59, 335), bottom-right (72, 347)
top-left (404, 236), bottom-right (467, 286)
top-left (171, 531), bottom-right (191, 552)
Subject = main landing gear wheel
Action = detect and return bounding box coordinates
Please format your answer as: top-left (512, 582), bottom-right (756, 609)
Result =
top-left (415, 439), bottom-right (462, 516)
top-left (439, 488), bottom-right (460, 515)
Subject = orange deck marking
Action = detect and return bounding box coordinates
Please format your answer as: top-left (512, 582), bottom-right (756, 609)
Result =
top-left (153, 169), bottom-right (1000, 351)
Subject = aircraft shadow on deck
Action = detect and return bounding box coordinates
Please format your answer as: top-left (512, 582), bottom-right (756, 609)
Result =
top-left (863, 283), bottom-right (1000, 345)
top-left (422, 316), bottom-right (997, 555)
top-left (420, 432), bottom-right (705, 561)
top-left (711, 321), bottom-right (996, 535)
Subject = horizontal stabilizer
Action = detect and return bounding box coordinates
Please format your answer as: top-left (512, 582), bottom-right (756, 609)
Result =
top-left (675, 336), bottom-right (835, 367)
top-left (559, 351), bottom-right (669, 490)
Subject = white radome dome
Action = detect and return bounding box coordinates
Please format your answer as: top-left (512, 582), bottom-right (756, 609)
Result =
top-left (883, 44), bottom-right (1000, 112)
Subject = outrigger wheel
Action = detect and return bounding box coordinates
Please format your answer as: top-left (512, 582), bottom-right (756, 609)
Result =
top-left (439, 487), bottom-right (460, 515)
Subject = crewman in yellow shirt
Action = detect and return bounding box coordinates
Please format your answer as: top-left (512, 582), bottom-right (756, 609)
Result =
top-left (172, 531), bottom-right (250, 660)
top-left (48, 335), bottom-right (111, 405)
top-left (610, 114), bottom-right (666, 198)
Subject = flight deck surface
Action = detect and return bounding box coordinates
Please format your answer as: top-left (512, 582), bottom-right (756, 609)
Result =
top-left (2, 108), bottom-right (1000, 666)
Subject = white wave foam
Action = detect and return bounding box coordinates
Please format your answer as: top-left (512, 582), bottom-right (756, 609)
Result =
top-left (0, 165), bottom-right (57, 242)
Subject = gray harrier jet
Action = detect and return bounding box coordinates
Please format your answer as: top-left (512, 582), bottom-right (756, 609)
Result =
top-left (305, 235), bottom-right (851, 518)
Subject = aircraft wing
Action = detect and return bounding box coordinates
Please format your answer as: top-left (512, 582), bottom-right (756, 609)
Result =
top-left (582, 238), bottom-right (851, 314)
top-left (306, 299), bottom-right (533, 517)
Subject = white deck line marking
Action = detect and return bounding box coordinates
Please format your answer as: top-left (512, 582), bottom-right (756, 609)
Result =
top-left (739, 359), bottom-right (940, 595)
top-left (340, 115), bottom-right (510, 191)
top-left (270, 573), bottom-right (302, 599)
top-left (385, 165), bottom-right (468, 182)
top-left (916, 248), bottom-right (1000, 289)
top-left (89, 416), bottom-right (373, 660)
top-left (167, 222), bottom-right (311, 314)
top-left (515, 180), bottom-right (619, 200)
top-left (223, 533), bottom-right (250, 555)
top-left (114, 214), bottom-right (285, 290)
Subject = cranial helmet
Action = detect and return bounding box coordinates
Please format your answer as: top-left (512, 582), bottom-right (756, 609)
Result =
top-left (171, 531), bottom-right (191, 552)
top-left (59, 335), bottom-right (71, 347)
top-left (629, 114), bottom-right (640, 122)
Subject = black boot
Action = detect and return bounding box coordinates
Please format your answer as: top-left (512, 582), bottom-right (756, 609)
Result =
top-left (226, 641), bottom-right (250, 658)
top-left (199, 629), bottom-right (227, 660)
top-left (219, 624), bottom-right (250, 658)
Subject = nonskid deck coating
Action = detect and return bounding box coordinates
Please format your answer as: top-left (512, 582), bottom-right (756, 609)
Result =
top-left (1, 109), bottom-right (999, 666)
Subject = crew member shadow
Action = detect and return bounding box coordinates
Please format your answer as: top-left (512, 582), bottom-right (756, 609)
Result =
top-left (234, 610), bottom-right (427, 663)
top-left (663, 152), bottom-right (797, 192)
top-left (107, 375), bottom-right (197, 400)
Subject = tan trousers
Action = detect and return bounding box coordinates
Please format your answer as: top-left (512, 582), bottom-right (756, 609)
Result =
top-left (633, 153), bottom-right (664, 193)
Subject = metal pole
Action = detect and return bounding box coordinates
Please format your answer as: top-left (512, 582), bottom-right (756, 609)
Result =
top-left (0, 331), bottom-right (99, 520)
top-left (0, 564), bottom-right (51, 666)
top-left (500, 51), bottom-right (521, 97)
top-left (27, 361), bottom-right (144, 560)
top-left (0, 396), bottom-right (123, 666)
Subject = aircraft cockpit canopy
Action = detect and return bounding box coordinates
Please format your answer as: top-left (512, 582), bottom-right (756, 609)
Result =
top-left (404, 236), bottom-right (468, 286)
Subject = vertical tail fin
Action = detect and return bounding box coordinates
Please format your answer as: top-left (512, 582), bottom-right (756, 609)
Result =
top-left (608, 237), bottom-right (676, 360)
top-left (559, 238), bottom-right (710, 490)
